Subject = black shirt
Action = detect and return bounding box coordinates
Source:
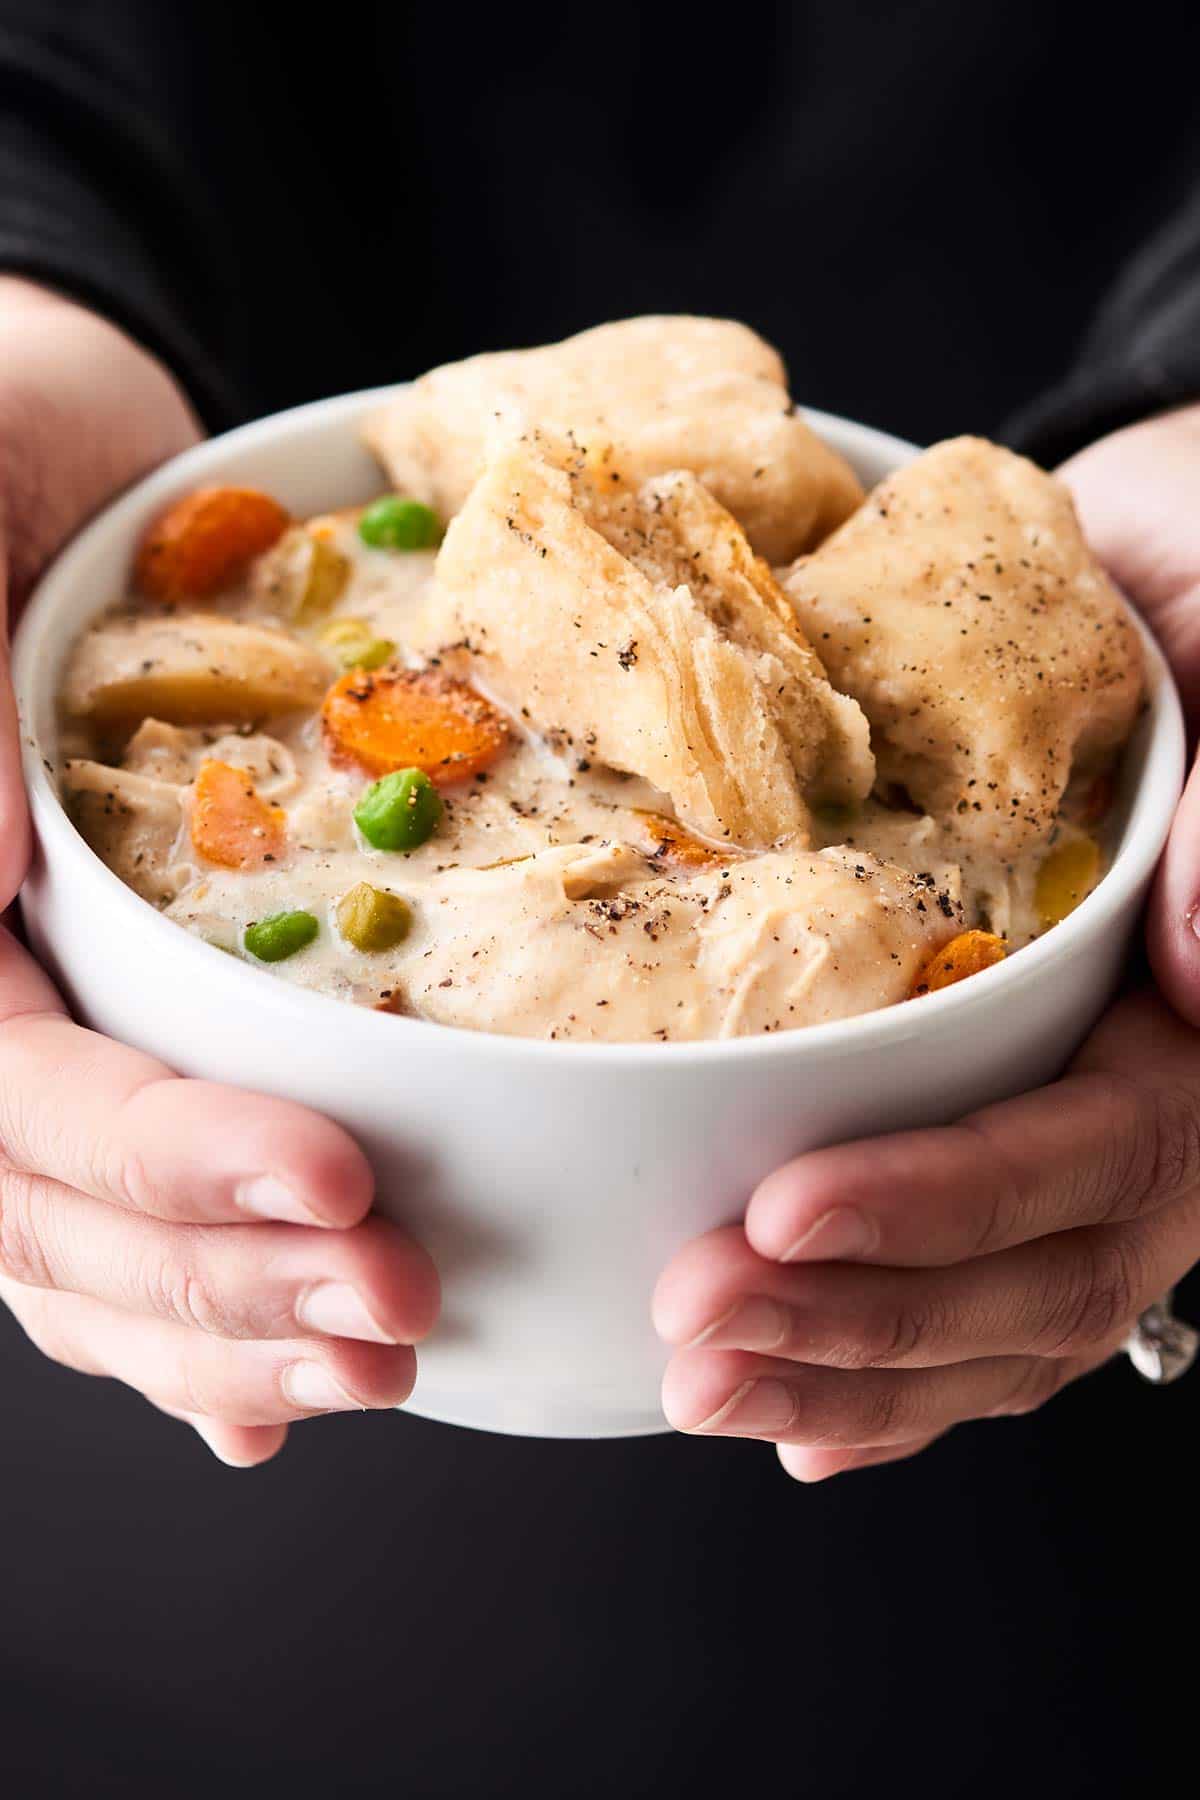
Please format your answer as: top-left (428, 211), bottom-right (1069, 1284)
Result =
top-left (2, 4), bottom-right (1199, 1795)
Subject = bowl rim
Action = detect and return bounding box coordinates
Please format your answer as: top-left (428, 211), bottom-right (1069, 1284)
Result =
top-left (14, 387), bottom-right (1187, 1069)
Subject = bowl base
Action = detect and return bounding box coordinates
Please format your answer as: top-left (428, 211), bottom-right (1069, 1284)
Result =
top-left (401, 1387), bottom-right (671, 1440)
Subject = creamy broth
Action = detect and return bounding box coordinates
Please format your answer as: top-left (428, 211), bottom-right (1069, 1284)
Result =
top-left (57, 322), bottom-right (1141, 1043)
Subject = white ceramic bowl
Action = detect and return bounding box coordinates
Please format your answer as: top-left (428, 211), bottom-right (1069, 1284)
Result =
top-left (13, 393), bottom-right (1185, 1439)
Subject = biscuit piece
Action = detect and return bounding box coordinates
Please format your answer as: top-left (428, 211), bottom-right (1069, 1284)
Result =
top-left (430, 436), bottom-right (873, 848)
top-left (365, 316), bottom-right (863, 562)
top-left (781, 437), bottom-right (1144, 854)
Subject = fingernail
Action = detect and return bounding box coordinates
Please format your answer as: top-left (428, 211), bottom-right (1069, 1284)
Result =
top-left (281, 1362), bottom-right (363, 1412)
top-left (689, 1377), bottom-right (797, 1436)
top-left (296, 1282), bottom-right (396, 1344)
top-left (1190, 903), bottom-right (1200, 942)
top-left (782, 1205), bottom-right (877, 1263)
top-left (237, 1176), bottom-right (322, 1226)
top-left (689, 1296), bottom-right (789, 1350)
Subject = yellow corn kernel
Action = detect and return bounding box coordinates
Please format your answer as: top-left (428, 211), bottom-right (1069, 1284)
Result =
top-left (319, 615), bottom-right (370, 646)
top-left (294, 536), bottom-right (350, 622)
top-left (1035, 835), bottom-right (1101, 929)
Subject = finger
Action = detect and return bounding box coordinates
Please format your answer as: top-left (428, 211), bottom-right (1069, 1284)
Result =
top-left (662, 1345), bottom-right (1105, 1446)
top-left (0, 931), bottom-right (374, 1227)
top-left (149, 1397), bottom-right (290, 1468)
top-left (188, 1417), bottom-right (290, 1469)
top-left (776, 1434), bottom-right (942, 1483)
top-left (1148, 754), bottom-right (1200, 1030)
top-left (0, 1175), bottom-right (439, 1343)
top-left (3, 1280), bottom-right (418, 1426)
top-left (744, 1029), bottom-right (1200, 1270)
top-left (660, 1188), bottom-right (1200, 1369)
top-left (0, 631), bottom-right (32, 908)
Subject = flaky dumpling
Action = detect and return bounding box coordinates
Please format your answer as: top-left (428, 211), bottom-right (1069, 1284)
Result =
top-left (781, 437), bottom-right (1144, 854)
top-left (364, 316), bottom-right (863, 562)
top-left (428, 434), bottom-right (874, 849)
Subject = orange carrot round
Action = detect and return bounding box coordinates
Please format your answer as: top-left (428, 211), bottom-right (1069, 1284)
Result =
top-left (911, 929), bottom-right (1007, 998)
top-left (631, 810), bottom-right (732, 869)
top-left (191, 759), bottom-right (286, 869)
top-left (136, 487), bottom-right (290, 601)
top-left (321, 665), bottom-right (511, 784)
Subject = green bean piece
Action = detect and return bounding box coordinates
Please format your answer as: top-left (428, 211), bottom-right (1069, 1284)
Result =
top-left (354, 768), bottom-right (443, 852)
top-left (358, 495), bottom-right (442, 551)
top-left (337, 882), bottom-right (413, 952)
top-left (243, 909), bottom-right (319, 962)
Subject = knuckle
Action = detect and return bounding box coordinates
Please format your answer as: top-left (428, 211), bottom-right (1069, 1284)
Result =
top-left (108, 1143), bottom-right (160, 1217)
top-left (852, 1377), bottom-right (907, 1444)
top-left (144, 1252), bottom-right (234, 1338)
top-left (858, 1303), bottom-right (927, 1368)
top-left (956, 1122), bottom-right (1026, 1255)
top-left (1104, 1077), bottom-right (1200, 1221)
top-left (1045, 1238), bottom-right (1139, 1353)
top-left (852, 1287), bottom-right (955, 1369)
top-left (0, 1170), bottom-right (53, 1288)
top-left (1141, 1083), bottom-right (1200, 1207)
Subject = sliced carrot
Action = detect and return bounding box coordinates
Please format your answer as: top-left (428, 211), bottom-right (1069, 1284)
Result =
top-left (631, 810), bottom-right (732, 870)
top-left (911, 929), bottom-right (1007, 997)
top-left (190, 759), bottom-right (286, 870)
top-left (136, 487), bottom-right (290, 601)
top-left (321, 665), bottom-right (511, 784)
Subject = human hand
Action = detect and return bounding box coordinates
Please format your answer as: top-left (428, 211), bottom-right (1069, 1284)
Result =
top-left (654, 403), bottom-right (1200, 1479)
top-left (0, 282), bottom-right (439, 1466)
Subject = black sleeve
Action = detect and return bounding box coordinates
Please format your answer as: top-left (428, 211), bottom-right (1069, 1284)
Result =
top-left (1005, 172), bottom-right (1200, 464)
top-left (0, 10), bottom-right (242, 427)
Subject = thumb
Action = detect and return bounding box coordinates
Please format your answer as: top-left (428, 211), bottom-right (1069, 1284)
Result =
top-left (1059, 407), bottom-right (1200, 1024)
top-left (1, 279), bottom-right (201, 907)
top-left (0, 610), bottom-right (31, 907)
top-left (1148, 755), bottom-right (1200, 1029)
top-left (1059, 405), bottom-right (1200, 725)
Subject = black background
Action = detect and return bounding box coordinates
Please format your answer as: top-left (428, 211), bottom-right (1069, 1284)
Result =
top-left (2, 2), bottom-right (1199, 1794)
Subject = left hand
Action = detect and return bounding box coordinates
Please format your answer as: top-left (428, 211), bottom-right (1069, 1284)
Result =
top-left (654, 404), bottom-right (1200, 1480)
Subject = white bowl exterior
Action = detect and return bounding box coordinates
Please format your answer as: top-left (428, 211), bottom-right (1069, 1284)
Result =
top-left (15, 395), bottom-right (1186, 1438)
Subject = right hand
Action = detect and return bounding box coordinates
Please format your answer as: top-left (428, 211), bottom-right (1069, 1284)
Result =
top-left (0, 280), bottom-right (439, 1466)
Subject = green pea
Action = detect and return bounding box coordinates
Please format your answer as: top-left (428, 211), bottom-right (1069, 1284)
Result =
top-left (337, 882), bottom-right (413, 952)
top-left (358, 495), bottom-right (442, 551)
top-left (244, 910), bottom-right (319, 962)
top-left (354, 768), bottom-right (443, 852)
top-left (333, 635), bottom-right (395, 673)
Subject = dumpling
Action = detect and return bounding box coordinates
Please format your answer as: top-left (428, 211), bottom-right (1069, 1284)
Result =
top-left (427, 432), bottom-right (874, 850)
top-left (364, 316), bottom-right (863, 562)
top-left (61, 613), bottom-right (331, 731)
top-left (781, 437), bottom-right (1144, 855)
top-left (62, 761), bottom-right (190, 905)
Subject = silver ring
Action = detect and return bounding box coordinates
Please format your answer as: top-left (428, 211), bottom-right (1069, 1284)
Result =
top-left (1124, 1290), bottom-right (1199, 1385)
